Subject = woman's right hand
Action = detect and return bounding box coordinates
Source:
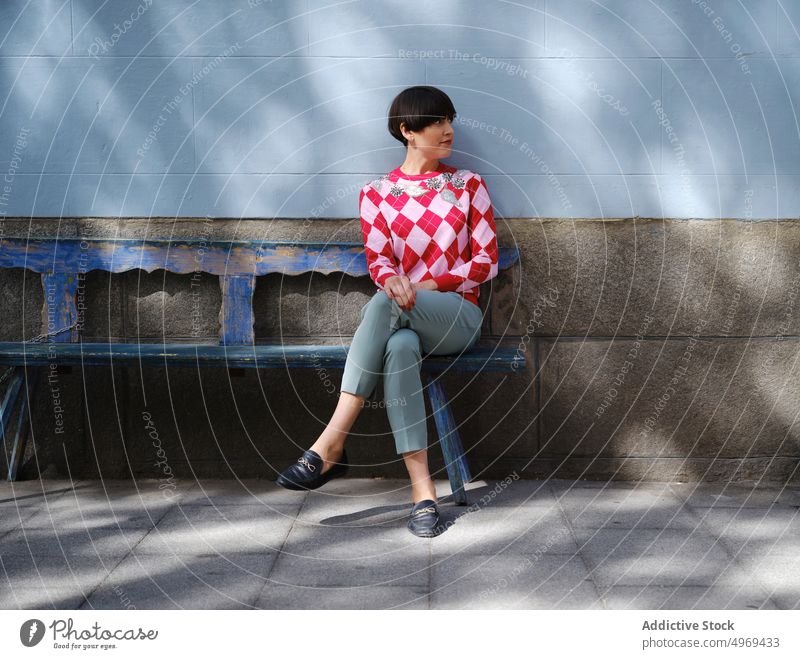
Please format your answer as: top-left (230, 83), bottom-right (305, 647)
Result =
top-left (384, 274), bottom-right (416, 311)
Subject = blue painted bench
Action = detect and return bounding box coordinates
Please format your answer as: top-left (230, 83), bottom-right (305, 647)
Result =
top-left (0, 236), bottom-right (523, 503)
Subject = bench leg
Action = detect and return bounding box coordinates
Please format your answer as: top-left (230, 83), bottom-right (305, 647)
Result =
top-left (7, 370), bottom-right (38, 482)
top-left (1, 366), bottom-right (30, 481)
top-left (1, 367), bottom-right (38, 481)
top-left (424, 373), bottom-right (471, 505)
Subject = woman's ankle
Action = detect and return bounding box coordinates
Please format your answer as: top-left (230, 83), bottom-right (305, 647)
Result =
top-left (411, 485), bottom-right (437, 504)
top-left (309, 440), bottom-right (344, 463)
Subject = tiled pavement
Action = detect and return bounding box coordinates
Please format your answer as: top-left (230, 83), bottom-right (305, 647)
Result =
top-left (1, 477), bottom-right (799, 610)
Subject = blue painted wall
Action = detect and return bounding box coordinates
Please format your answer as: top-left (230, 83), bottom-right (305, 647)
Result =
top-left (0, 0), bottom-right (797, 219)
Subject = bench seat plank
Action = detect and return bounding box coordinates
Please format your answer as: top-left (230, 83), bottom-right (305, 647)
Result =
top-left (0, 342), bottom-right (523, 372)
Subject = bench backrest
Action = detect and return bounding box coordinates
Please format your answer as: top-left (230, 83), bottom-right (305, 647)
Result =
top-left (0, 237), bottom-right (520, 345)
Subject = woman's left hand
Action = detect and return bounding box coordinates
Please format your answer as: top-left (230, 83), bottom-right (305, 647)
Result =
top-left (411, 279), bottom-right (438, 291)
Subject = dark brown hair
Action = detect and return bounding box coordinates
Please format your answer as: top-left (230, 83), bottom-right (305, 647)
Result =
top-left (387, 86), bottom-right (457, 147)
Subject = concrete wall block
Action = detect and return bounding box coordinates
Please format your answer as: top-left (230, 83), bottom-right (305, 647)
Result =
top-left (429, 57), bottom-right (660, 175)
top-left (123, 269), bottom-right (221, 340)
top-left (72, 0), bottom-right (308, 57)
top-left (307, 0), bottom-right (545, 57)
top-left (539, 337), bottom-right (800, 470)
top-left (123, 366), bottom-right (275, 478)
top-left (508, 218), bottom-right (800, 337)
top-left (118, 364), bottom-right (418, 478)
top-left (21, 366), bottom-right (86, 479)
top-left (0, 0), bottom-right (71, 56)
top-left (546, 0), bottom-right (776, 58)
top-left (80, 271), bottom-right (124, 340)
top-left (650, 175), bottom-right (800, 220)
top-left (70, 366), bottom-right (129, 478)
top-left (777, 1), bottom-right (800, 55)
top-left (0, 59), bottom-right (195, 175)
top-left (458, 368), bottom-right (537, 465)
top-left (253, 272), bottom-right (374, 338)
top-left (1, 1), bottom-right (798, 217)
top-left (662, 59), bottom-right (800, 176)
top-left (0, 218), bottom-right (77, 238)
top-left (0, 269), bottom-right (44, 341)
top-left (193, 57), bottom-right (425, 175)
top-left (114, 362), bottom-right (522, 479)
top-left (0, 175), bottom-right (76, 217)
top-left (5, 171), bottom-right (800, 220)
top-left (486, 172), bottom-right (661, 220)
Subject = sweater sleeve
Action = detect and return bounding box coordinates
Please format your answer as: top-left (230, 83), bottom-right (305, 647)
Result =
top-left (432, 173), bottom-right (499, 292)
top-left (359, 185), bottom-right (401, 289)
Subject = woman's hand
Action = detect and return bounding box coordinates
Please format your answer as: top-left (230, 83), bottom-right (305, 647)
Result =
top-left (385, 276), bottom-right (438, 311)
top-left (411, 279), bottom-right (438, 292)
top-left (384, 275), bottom-right (416, 311)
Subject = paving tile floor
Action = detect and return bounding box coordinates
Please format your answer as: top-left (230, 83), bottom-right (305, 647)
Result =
top-left (1, 477), bottom-right (798, 610)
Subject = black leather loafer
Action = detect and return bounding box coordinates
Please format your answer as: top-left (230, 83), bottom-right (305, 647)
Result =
top-left (276, 448), bottom-right (349, 491)
top-left (407, 498), bottom-right (441, 537)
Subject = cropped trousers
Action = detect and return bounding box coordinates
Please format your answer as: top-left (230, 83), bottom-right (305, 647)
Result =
top-left (340, 289), bottom-right (483, 454)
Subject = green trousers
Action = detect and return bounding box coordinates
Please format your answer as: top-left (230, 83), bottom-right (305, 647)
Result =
top-left (340, 289), bottom-right (483, 454)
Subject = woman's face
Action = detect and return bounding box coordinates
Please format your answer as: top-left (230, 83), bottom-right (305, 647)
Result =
top-left (404, 117), bottom-right (454, 156)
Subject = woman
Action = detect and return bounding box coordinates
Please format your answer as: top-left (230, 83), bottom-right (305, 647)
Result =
top-left (276, 85), bottom-right (499, 537)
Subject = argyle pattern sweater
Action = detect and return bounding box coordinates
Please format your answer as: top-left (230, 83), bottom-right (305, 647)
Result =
top-left (358, 163), bottom-right (499, 307)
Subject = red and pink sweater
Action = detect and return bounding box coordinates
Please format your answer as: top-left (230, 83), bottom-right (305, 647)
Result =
top-left (358, 163), bottom-right (499, 307)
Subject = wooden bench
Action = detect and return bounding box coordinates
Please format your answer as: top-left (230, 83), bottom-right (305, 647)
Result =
top-left (0, 236), bottom-right (523, 503)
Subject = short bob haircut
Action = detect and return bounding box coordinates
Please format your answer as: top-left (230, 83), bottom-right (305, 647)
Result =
top-left (387, 86), bottom-right (457, 147)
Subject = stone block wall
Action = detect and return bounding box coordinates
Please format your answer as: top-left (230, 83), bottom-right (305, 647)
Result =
top-left (2, 216), bottom-right (797, 483)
